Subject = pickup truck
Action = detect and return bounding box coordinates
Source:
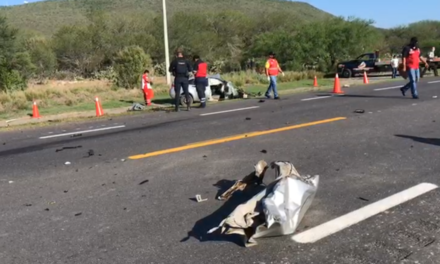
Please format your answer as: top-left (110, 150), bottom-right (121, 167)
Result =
top-left (337, 52), bottom-right (440, 78)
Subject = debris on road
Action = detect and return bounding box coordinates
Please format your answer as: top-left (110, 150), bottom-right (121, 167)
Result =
top-left (217, 160), bottom-right (268, 201)
top-left (44, 208), bottom-right (49, 211)
top-left (24, 204), bottom-right (32, 207)
top-left (139, 179), bottom-right (149, 185)
top-left (74, 212), bottom-right (82, 216)
top-left (209, 160), bottom-right (319, 247)
top-left (354, 109), bottom-right (365, 114)
top-left (433, 96), bottom-right (438, 99)
top-left (8, 181), bottom-right (13, 184)
top-left (195, 194), bottom-right (208, 203)
top-left (56, 146), bottom-right (82, 152)
top-left (245, 117), bottom-right (251, 120)
top-left (65, 161), bottom-right (71, 165)
top-left (70, 134), bottom-right (83, 138)
top-left (259, 99), bottom-right (265, 103)
top-left (261, 149), bottom-right (267, 154)
top-left (358, 197), bottom-right (369, 202)
top-left (121, 159), bottom-right (126, 162)
top-left (87, 150), bottom-right (95, 157)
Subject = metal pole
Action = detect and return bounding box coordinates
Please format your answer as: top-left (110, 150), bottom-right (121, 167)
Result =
top-left (163, 0), bottom-right (171, 85)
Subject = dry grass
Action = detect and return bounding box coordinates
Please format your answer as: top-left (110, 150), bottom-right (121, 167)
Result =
top-left (0, 70), bottom-right (320, 116)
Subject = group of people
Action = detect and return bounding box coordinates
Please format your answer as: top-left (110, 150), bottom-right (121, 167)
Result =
top-left (165, 49), bottom-right (283, 112)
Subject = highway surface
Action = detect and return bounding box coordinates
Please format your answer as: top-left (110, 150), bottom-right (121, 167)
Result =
top-left (1, 77), bottom-right (440, 264)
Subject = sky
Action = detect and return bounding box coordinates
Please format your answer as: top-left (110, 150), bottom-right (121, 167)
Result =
top-left (2, 0), bottom-right (440, 29)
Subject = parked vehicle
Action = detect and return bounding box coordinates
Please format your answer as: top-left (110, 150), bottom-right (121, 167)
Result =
top-left (337, 51), bottom-right (440, 78)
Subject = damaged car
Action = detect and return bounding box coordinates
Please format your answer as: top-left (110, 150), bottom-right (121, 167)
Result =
top-left (169, 74), bottom-right (239, 106)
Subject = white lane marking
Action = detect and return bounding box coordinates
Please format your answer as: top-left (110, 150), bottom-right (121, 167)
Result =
top-left (301, 96), bottom-right (331, 101)
top-left (39, 125), bottom-right (126, 139)
top-left (374, 85), bottom-right (402, 91)
top-left (428, 80), bottom-right (440, 84)
top-left (292, 182), bottom-right (438, 244)
top-left (200, 106), bottom-right (259, 116)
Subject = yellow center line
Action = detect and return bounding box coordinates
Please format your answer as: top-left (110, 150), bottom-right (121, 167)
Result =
top-left (128, 117), bottom-right (347, 160)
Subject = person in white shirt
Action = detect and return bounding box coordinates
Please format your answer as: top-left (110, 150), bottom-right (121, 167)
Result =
top-left (390, 55), bottom-right (399, 79)
top-left (421, 47), bottom-right (438, 77)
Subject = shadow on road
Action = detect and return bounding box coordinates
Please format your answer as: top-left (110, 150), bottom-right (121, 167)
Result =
top-left (395, 134), bottom-right (440, 147)
top-left (180, 178), bottom-right (265, 247)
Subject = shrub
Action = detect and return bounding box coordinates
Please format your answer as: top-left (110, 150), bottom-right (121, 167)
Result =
top-left (113, 46), bottom-right (152, 89)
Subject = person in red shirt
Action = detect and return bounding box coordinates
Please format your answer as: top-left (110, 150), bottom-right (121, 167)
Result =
top-left (193, 55), bottom-right (208, 108)
top-left (141, 70), bottom-right (151, 105)
top-left (400, 37), bottom-right (429, 99)
top-left (265, 52), bottom-right (284, 99)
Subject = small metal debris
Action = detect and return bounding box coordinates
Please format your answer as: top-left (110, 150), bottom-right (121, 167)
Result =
top-left (195, 194), bottom-right (207, 203)
top-left (74, 212), bottom-right (82, 216)
top-left (139, 179), bottom-right (149, 185)
top-left (65, 161), bottom-right (71, 165)
top-left (8, 181), bottom-right (13, 184)
top-left (56, 146), bottom-right (82, 152)
top-left (354, 109), bottom-right (365, 113)
top-left (121, 159), bottom-right (126, 162)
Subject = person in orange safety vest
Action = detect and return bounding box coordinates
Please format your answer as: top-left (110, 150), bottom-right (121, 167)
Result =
top-left (265, 52), bottom-right (284, 99)
top-left (141, 70), bottom-right (154, 105)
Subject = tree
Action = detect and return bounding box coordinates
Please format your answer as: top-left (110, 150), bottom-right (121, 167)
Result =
top-left (113, 46), bottom-right (152, 89)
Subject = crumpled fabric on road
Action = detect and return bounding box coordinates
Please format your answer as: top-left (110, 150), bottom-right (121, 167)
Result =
top-left (208, 160), bottom-right (319, 247)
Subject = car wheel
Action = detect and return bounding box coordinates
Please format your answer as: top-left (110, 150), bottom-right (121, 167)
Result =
top-left (342, 69), bottom-right (352, 78)
top-left (180, 94), bottom-right (194, 106)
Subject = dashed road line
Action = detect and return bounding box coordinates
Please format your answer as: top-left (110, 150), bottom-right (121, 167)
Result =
top-left (292, 182), bottom-right (438, 244)
top-left (301, 96), bottom-right (332, 101)
top-left (200, 106), bottom-right (259, 116)
top-left (39, 125), bottom-right (126, 139)
top-left (374, 86), bottom-right (402, 91)
top-left (428, 80), bottom-right (440, 84)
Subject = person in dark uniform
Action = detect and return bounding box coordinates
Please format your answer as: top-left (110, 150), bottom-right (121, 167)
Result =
top-left (193, 55), bottom-right (208, 108)
top-left (169, 48), bottom-right (193, 111)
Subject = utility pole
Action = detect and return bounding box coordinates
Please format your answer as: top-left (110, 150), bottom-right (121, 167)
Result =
top-left (162, 0), bottom-right (171, 85)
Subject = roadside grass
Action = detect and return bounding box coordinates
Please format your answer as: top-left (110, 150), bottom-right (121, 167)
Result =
top-left (0, 70), bottom-right (401, 121)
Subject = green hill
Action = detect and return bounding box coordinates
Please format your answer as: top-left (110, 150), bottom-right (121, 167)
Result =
top-left (0, 0), bottom-right (333, 36)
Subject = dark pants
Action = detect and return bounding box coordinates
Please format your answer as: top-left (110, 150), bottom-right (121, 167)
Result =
top-left (421, 62), bottom-right (438, 78)
top-left (174, 77), bottom-right (190, 110)
top-left (195, 77), bottom-right (208, 106)
top-left (391, 67), bottom-right (397, 78)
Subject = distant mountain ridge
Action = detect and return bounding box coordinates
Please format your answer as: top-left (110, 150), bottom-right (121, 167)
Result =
top-left (0, 0), bottom-right (333, 36)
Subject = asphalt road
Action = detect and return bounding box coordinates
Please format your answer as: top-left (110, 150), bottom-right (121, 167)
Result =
top-left (1, 77), bottom-right (440, 264)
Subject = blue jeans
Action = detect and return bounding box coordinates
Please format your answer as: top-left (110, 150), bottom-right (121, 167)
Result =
top-left (402, 68), bottom-right (420, 98)
top-left (265, 76), bottom-right (278, 98)
top-left (391, 67), bottom-right (397, 78)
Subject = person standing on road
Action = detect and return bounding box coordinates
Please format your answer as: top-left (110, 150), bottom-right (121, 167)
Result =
top-left (399, 37), bottom-right (429, 99)
top-left (390, 55), bottom-right (399, 79)
top-left (193, 55), bottom-right (208, 108)
top-left (169, 48), bottom-right (193, 112)
top-left (265, 52), bottom-right (284, 100)
top-left (421, 46), bottom-right (438, 78)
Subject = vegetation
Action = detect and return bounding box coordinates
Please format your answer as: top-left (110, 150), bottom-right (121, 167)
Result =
top-left (0, 0), bottom-right (439, 117)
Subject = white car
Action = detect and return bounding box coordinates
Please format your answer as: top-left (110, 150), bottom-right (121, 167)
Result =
top-left (169, 74), bottom-right (238, 106)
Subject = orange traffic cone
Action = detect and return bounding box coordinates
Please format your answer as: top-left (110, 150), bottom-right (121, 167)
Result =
top-left (95, 97), bottom-right (104, 117)
top-left (363, 71), bottom-right (369, 84)
top-left (32, 100), bottom-right (40, 118)
top-left (332, 73), bottom-right (343, 94)
top-left (313, 76), bottom-right (318, 87)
